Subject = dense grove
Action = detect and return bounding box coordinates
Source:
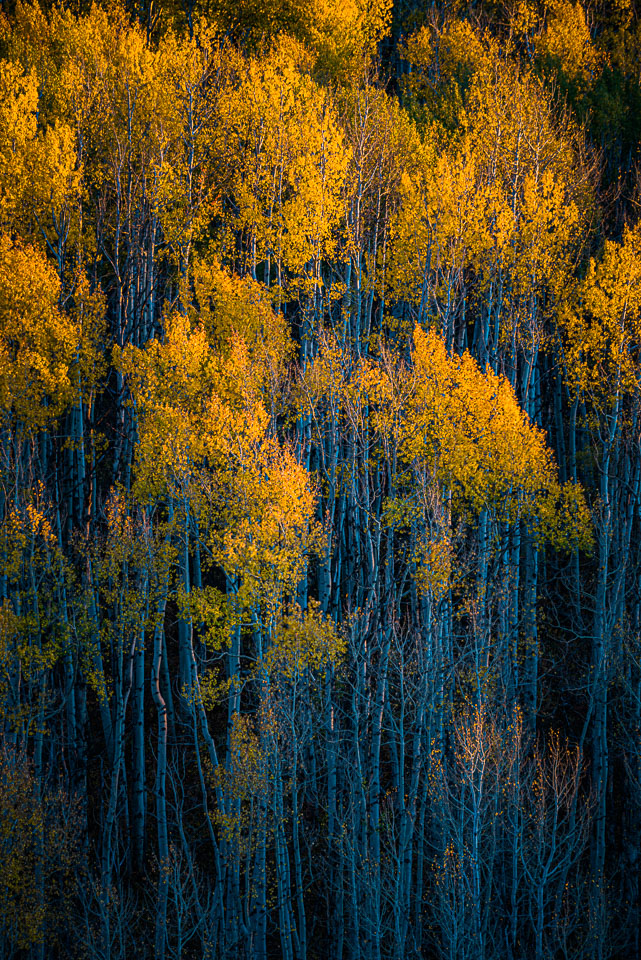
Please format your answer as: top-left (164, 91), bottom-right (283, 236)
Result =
top-left (1, 0), bottom-right (641, 957)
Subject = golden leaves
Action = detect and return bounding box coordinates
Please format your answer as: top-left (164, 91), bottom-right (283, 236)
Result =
top-left (536, 1), bottom-right (602, 89)
top-left (119, 311), bottom-right (320, 611)
top-left (217, 44), bottom-right (350, 279)
top-left (0, 58), bottom-right (38, 228)
top-left (561, 222), bottom-right (641, 403)
top-left (393, 15), bottom-right (590, 338)
top-left (303, 323), bottom-right (591, 603)
top-left (308, 0), bottom-right (392, 81)
top-left (266, 601), bottom-right (345, 677)
top-left (190, 255), bottom-right (294, 391)
top-left (404, 326), bottom-right (557, 516)
top-left (0, 235), bottom-right (80, 427)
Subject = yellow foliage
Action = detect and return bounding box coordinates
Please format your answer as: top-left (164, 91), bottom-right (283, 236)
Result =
top-left (118, 315), bottom-right (221, 497)
top-left (303, 325), bottom-right (591, 574)
top-left (150, 26), bottom-right (234, 268)
top-left (206, 0), bottom-right (314, 48)
top-left (402, 19), bottom-right (488, 136)
top-left (0, 599), bottom-right (60, 700)
top-left (413, 534), bottom-right (452, 602)
top-left (26, 120), bottom-right (83, 258)
top-left (216, 43), bottom-right (349, 281)
top-left (561, 222), bottom-right (641, 403)
top-left (390, 23), bottom-right (589, 338)
top-left (0, 58), bottom-right (38, 228)
top-left (118, 313), bottom-right (271, 494)
top-left (119, 313), bottom-right (321, 610)
top-left (338, 81), bottom-right (423, 281)
top-left (0, 489), bottom-right (72, 732)
top-left (178, 584), bottom-right (234, 653)
top-left (389, 148), bottom-right (581, 322)
top-left (227, 711), bottom-right (266, 800)
top-left (537, 0), bottom-right (602, 89)
top-left (0, 235), bottom-right (80, 426)
top-left (403, 326), bottom-right (556, 515)
top-left (308, 0), bottom-right (392, 81)
top-left (190, 256), bottom-right (293, 388)
top-left (206, 0), bottom-right (391, 80)
top-left (265, 600), bottom-right (345, 677)
top-left (0, 484), bottom-right (59, 584)
top-left (404, 19), bottom-right (486, 92)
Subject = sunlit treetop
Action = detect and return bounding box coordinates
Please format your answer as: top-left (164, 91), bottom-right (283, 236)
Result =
top-left (302, 323), bottom-right (590, 547)
top-left (560, 221), bottom-right (641, 405)
top-left (214, 41), bottom-right (350, 284)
